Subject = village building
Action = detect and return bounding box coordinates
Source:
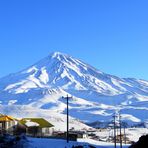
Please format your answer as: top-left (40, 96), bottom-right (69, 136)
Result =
top-left (70, 131), bottom-right (88, 139)
top-left (0, 114), bottom-right (18, 135)
top-left (18, 118), bottom-right (54, 137)
top-left (53, 131), bottom-right (88, 141)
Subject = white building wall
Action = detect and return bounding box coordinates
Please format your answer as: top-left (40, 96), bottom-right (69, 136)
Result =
top-left (42, 127), bottom-right (54, 136)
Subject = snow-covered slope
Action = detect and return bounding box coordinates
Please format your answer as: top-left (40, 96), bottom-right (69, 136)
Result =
top-left (0, 52), bottom-right (148, 127)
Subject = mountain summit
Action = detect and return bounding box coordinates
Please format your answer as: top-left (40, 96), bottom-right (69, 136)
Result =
top-left (0, 52), bottom-right (148, 125)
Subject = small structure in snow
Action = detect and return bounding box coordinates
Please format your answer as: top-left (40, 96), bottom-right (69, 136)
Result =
top-left (18, 118), bottom-right (54, 137)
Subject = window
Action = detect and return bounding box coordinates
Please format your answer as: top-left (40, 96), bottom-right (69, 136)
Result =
top-left (45, 128), bottom-right (49, 134)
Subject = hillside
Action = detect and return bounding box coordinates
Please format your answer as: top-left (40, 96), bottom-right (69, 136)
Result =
top-left (0, 52), bottom-right (148, 128)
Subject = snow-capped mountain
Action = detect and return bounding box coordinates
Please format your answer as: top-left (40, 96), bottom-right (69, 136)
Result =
top-left (0, 52), bottom-right (148, 127)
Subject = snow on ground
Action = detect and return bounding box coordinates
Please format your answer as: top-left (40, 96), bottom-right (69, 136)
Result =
top-left (28, 127), bottom-right (148, 147)
top-left (95, 128), bottom-right (148, 143)
top-left (126, 128), bottom-right (148, 142)
top-left (27, 137), bottom-right (129, 148)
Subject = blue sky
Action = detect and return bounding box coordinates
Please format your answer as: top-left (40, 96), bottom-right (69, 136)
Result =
top-left (0, 0), bottom-right (147, 80)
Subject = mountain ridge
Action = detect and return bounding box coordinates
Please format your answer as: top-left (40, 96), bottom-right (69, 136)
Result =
top-left (0, 51), bottom-right (148, 127)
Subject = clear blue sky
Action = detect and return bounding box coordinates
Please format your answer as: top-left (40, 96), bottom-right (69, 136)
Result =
top-left (0, 0), bottom-right (147, 80)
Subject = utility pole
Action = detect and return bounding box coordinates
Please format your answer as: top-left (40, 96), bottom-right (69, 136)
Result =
top-left (113, 113), bottom-right (117, 148)
top-left (119, 113), bottom-right (122, 148)
top-left (123, 124), bottom-right (126, 145)
top-left (62, 94), bottom-right (72, 143)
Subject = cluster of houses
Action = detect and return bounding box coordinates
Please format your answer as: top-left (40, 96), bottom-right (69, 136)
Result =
top-left (0, 114), bottom-right (54, 137)
top-left (0, 114), bottom-right (89, 141)
top-left (0, 114), bottom-right (132, 143)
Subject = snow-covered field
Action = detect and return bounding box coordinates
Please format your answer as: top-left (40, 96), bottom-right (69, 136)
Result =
top-left (94, 127), bottom-right (148, 143)
top-left (23, 127), bottom-right (148, 148)
top-left (27, 138), bottom-right (129, 148)
top-left (119, 128), bottom-right (148, 142)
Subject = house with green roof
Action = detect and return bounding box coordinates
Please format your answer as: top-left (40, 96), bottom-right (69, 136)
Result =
top-left (18, 118), bottom-right (54, 137)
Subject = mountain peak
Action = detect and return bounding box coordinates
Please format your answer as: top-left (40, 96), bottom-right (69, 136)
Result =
top-left (0, 51), bottom-right (148, 125)
top-left (49, 51), bottom-right (69, 59)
